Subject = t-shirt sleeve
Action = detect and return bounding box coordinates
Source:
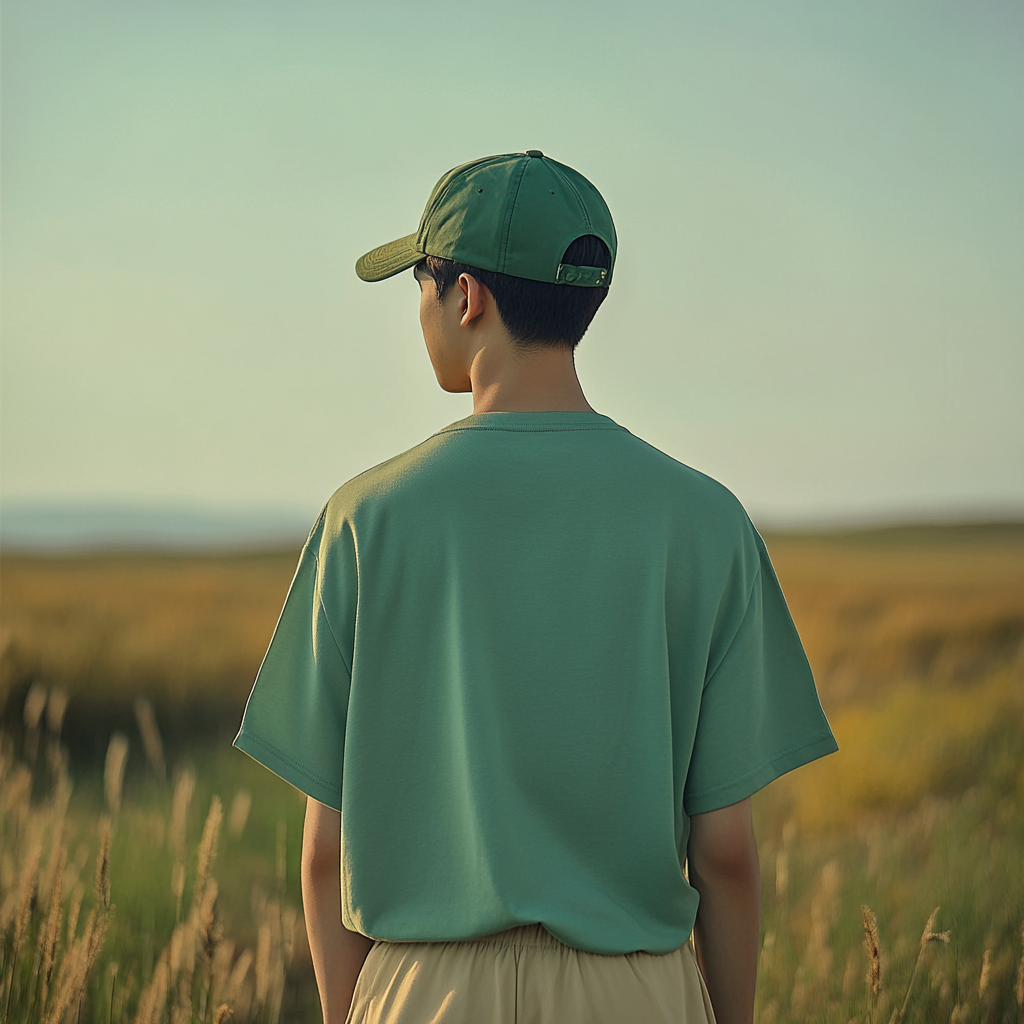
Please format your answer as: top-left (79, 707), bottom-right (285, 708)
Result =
top-left (232, 510), bottom-right (353, 810)
top-left (683, 525), bottom-right (838, 816)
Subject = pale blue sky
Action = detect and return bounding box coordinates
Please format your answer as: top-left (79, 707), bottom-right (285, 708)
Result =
top-left (3, 0), bottom-right (1022, 527)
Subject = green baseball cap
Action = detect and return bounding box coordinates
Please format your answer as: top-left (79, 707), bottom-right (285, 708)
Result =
top-left (355, 151), bottom-right (616, 288)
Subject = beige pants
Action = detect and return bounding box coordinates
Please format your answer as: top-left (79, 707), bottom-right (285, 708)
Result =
top-left (346, 923), bottom-right (718, 1024)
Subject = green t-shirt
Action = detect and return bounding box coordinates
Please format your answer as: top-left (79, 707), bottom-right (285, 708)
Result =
top-left (234, 411), bottom-right (837, 955)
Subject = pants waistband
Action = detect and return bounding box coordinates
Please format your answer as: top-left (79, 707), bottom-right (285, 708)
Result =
top-left (463, 923), bottom-right (570, 950)
top-left (399, 923), bottom-right (694, 958)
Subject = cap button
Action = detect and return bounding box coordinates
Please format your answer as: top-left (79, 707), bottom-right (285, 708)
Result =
top-left (525, 150), bottom-right (544, 158)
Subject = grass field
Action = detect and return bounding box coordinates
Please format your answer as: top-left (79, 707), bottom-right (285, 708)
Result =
top-left (1, 524), bottom-right (1023, 1023)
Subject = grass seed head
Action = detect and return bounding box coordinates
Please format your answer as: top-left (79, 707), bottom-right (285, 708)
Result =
top-left (255, 921), bottom-right (272, 1008)
top-left (67, 881), bottom-right (84, 945)
top-left (171, 861), bottom-right (185, 902)
top-left (226, 949), bottom-right (253, 1003)
top-left (195, 796), bottom-right (224, 903)
top-left (95, 815), bottom-right (112, 909)
top-left (104, 733), bottom-right (130, 816)
top-left (861, 904), bottom-right (882, 997)
top-left (210, 939), bottom-right (235, 1005)
top-left (13, 833), bottom-right (43, 952)
top-left (45, 906), bottom-right (106, 1024)
top-left (169, 922), bottom-right (192, 980)
top-left (281, 906), bottom-right (298, 966)
top-left (84, 906), bottom-right (111, 980)
top-left (24, 682), bottom-right (48, 731)
top-left (921, 906), bottom-right (950, 946)
top-left (196, 876), bottom-right (223, 980)
top-left (228, 789), bottom-right (252, 839)
top-left (775, 850), bottom-right (789, 899)
top-left (134, 950), bottom-right (170, 1024)
top-left (979, 948), bottom-right (992, 1000)
top-left (133, 698), bottom-right (166, 780)
top-left (170, 769), bottom-right (196, 861)
top-left (44, 934), bottom-right (84, 1024)
top-left (1015, 920), bottom-right (1024, 1006)
top-left (41, 844), bottom-right (67, 990)
top-left (45, 689), bottom-right (69, 737)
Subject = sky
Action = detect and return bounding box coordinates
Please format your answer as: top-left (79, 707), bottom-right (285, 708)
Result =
top-left (3, 0), bottom-right (1022, 530)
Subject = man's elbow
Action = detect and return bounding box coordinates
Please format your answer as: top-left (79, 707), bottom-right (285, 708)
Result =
top-left (690, 842), bottom-right (760, 887)
top-left (687, 797), bottom-right (760, 884)
top-left (302, 840), bottom-right (340, 882)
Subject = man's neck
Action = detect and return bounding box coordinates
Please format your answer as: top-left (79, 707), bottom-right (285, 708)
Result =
top-left (468, 341), bottom-right (595, 415)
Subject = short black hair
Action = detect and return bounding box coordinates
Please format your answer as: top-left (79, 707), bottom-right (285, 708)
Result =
top-left (420, 234), bottom-right (612, 350)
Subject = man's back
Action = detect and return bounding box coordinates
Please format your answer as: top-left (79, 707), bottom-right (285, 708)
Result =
top-left (237, 149), bottom-right (838, 1024)
top-left (236, 410), bottom-right (837, 955)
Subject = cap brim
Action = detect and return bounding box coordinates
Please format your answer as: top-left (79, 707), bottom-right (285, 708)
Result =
top-left (355, 233), bottom-right (424, 282)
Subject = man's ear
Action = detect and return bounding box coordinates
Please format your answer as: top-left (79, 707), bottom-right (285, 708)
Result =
top-left (458, 273), bottom-right (489, 329)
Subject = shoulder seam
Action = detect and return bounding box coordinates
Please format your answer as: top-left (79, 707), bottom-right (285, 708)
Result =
top-left (331, 434), bottom-right (443, 493)
top-left (313, 549), bottom-right (354, 678)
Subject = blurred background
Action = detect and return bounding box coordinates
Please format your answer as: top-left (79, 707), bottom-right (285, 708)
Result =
top-left (1, 2), bottom-right (1022, 1023)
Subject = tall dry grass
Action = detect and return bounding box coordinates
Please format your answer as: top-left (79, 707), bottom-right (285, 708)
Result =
top-left (0, 692), bottom-right (301, 1024)
top-left (752, 772), bottom-right (1024, 1023)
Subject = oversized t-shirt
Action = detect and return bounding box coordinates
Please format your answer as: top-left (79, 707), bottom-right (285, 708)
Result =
top-left (234, 410), bottom-right (837, 955)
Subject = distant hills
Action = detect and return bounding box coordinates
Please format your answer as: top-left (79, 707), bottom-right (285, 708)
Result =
top-left (0, 503), bottom-right (314, 552)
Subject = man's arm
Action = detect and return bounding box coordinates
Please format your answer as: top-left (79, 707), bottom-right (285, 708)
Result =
top-left (301, 797), bottom-right (374, 1024)
top-left (686, 796), bottom-right (761, 1024)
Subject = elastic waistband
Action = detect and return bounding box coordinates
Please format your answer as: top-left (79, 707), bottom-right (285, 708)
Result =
top-left (374, 923), bottom-right (695, 957)
top-left (465, 923), bottom-right (569, 950)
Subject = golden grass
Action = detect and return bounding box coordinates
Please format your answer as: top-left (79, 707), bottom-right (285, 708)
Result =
top-left (780, 667), bottom-right (1024, 830)
top-left (0, 729), bottom-right (300, 1024)
top-left (0, 735), bottom-right (114, 1024)
top-left (765, 529), bottom-right (1024, 711)
top-left (0, 550), bottom-right (297, 708)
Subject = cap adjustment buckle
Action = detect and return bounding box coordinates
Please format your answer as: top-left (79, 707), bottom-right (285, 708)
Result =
top-left (555, 263), bottom-right (609, 287)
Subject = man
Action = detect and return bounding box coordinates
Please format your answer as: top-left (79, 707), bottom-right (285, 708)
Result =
top-left (234, 150), bottom-right (838, 1024)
